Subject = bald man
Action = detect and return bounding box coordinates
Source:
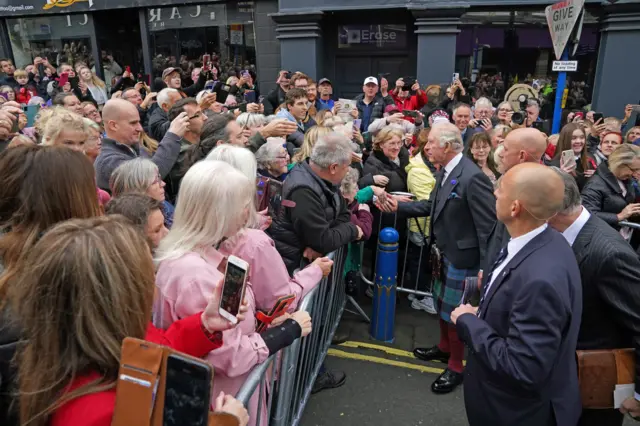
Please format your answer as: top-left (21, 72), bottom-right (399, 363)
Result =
top-left (95, 98), bottom-right (190, 191)
top-left (485, 127), bottom-right (549, 271)
top-left (452, 163), bottom-right (582, 426)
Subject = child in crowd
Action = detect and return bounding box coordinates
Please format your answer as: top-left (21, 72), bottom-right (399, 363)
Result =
top-left (13, 69), bottom-right (37, 105)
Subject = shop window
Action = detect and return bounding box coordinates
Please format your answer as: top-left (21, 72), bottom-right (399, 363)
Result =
top-left (7, 14), bottom-right (94, 70)
top-left (147, 1), bottom-right (256, 83)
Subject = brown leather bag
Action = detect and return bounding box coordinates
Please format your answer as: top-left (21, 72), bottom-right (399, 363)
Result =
top-left (576, 348), bottom-right (635, 409)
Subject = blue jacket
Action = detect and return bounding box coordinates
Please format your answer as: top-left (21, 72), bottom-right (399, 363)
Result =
top-left (457, 227), bottom-right (582, 426)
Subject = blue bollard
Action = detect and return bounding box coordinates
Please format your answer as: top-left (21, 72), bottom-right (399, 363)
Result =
top-left (370, 227), bottom-right (399, 343)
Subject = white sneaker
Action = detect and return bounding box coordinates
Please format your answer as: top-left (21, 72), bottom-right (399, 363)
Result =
top-left (365, 286), bottom-right (373, 298)
top-left (411, 297), bottom-right (437, 314)
top-left (407, 293), bottom-right (417, 302)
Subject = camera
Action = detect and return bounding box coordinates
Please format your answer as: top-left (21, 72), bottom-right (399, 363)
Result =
top-left (517, 94), bottom-right (528, 112)
top-left (511, 111), bottom-right (526, 125)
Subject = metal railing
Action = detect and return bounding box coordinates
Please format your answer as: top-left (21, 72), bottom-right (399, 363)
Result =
top-left (620, 220), bottom-right (640, 230)
top-left (360, 211), bottom-right (434, 299)
top-left (235, 246), bottom-right (347, 426)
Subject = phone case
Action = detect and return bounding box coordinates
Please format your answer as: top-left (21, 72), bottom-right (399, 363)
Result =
top-left (112, 337), bottom-right (215, 426)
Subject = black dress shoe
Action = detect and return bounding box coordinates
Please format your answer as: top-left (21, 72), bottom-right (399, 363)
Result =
top-left (431, 368), bottom-right (463, 394)
top-left (413, 346), bottom-right (450, 363)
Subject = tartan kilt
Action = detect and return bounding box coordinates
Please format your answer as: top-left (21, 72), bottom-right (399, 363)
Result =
top-left (433, 256), bottom-right (479, 323)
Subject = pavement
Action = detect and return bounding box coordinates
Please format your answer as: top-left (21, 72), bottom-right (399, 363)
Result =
top-left (300, 292), bottom-right (637, 426)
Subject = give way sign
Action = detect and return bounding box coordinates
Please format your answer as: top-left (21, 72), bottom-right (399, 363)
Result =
top-left (545, 0), bottom-right (585, 60)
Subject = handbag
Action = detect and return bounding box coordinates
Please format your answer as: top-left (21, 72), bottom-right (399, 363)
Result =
top-left (576, 348), bottom-right (635, 409)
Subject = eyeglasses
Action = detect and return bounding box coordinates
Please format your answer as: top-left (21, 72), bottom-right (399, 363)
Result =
top-left (188, 111), bottom-right (203, 120)
top-left (624, 164), bottom-right (640, 173)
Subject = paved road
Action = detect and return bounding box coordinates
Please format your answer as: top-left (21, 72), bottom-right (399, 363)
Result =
top-left (299, 294), bottom-right (637, 426)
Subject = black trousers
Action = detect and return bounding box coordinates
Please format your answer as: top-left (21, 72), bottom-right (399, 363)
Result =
top-left (578, 408), bottom-right (624, 426)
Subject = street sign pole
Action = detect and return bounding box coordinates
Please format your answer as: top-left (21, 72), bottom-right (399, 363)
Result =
top-left (552, 48), bottom-right (568, 134)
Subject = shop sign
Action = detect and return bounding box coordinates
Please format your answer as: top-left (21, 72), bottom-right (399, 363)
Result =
top-left (0, 0), bottom-right (223, 15)
top-left (230, 24), bottom-right (243, 45)
top-left (43, 0), bottom-right (93, 10)
top-left (338, 25), bottom-right (406, 49)
top-left (147, 4), bottom-right (227, 31)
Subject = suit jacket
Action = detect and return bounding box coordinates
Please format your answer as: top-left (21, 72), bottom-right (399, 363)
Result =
top-left (457, 227), bottom-right (582, 426)
top-left (397, 155), bottom-right (496, 270)
top-left (484, 221), bottom-right (510, 273)
top-left (573, 214), bottom-right (640, 393)
top-left (581, 162), bottom-right (637, 229)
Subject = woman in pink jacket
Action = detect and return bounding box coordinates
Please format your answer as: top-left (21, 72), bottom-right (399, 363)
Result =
top-left (154, 160), bottom-right (311, 424)
top-left (207, 144), bottom-right (333, 316)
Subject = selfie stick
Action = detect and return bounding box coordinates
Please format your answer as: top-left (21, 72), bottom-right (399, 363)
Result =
top-left (370, 227), bottom-right (399, 343)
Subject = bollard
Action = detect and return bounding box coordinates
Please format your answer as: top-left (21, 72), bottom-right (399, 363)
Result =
top-left (370, 227), bottom-right (399, 343)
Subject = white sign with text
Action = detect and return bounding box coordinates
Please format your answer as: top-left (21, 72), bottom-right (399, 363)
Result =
top-left (552, 60), bottom-right (578, 72)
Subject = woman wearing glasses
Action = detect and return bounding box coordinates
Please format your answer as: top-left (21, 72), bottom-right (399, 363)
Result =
top-left (495, 101), bottom-right (514, 126)
top-left (255, 140), bottom-right (290, 182)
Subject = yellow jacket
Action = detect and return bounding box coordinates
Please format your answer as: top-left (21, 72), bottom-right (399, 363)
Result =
top-left (405, 152), bottom-right (436, 236)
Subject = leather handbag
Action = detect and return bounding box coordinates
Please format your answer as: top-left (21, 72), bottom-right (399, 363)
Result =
top-left (576, 348), bottom-right (635, 409)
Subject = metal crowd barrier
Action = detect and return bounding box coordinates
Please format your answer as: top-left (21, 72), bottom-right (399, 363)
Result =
top-left (620, 220), bottom-right (640, 230)
top-left (235, 246), bottom-right (347, 426)
top-left (360, 210), bottom-right (433, 300)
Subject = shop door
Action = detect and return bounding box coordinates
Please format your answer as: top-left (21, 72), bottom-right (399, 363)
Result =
top-left (335, 56), bottom-right (408, 99)
top-left (93, 10), bottom-right (143, 85)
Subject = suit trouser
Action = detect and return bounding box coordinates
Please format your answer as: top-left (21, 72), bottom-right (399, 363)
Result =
top-left (578, 408), bottom-right (623, 426)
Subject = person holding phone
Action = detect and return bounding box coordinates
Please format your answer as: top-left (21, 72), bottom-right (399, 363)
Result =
top-left (367, 104), bottom-right (421, 137)
top-left (550, 123), bottom-right (596, 191)
top-left (155, 161), bottom-right (312, 424)
top-left (262, 70), bottom-right (291, 116)
top-left (390, 77), bottom-right (427, 123)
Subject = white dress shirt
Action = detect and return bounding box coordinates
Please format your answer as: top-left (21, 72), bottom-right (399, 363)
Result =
top-left (561, 207), bottom-right (591, 246)
top-left (486, 223), bottom-right (548, 292)
top-left (442, 152), bottom-right (463, 187)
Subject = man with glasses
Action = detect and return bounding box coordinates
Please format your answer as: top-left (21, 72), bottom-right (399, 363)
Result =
top-left (122, 87), bottom-right (158, 133)
top-left (164, 97), bottom-right (208, 202)
top-left (82, 101), bottom-right (102, 125)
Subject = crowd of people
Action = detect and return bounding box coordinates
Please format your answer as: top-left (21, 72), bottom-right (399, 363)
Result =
top-left (0, 52), bottom-right (640, 426)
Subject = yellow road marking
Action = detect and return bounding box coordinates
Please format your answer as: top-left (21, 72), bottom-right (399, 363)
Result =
top-left (327, 348), bottom-right (444, 374)
top-left (338, 341), bottom-right (466, 365)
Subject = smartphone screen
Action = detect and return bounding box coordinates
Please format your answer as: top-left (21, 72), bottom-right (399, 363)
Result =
top-left (353, 118), bottom-right (362, 131)
top-left (452, 73), bottom-right (460, 84)
top-left (162, 355), bottom-right (211, 426)
top-left (244, 90), bottom-right (257, 103)
top-left (204, 81), bottom-right (215, 91)
top-left (58, 72), bottom-right (69, 87)
top-left (221, 262), bottom-right (247, 316)
top-left (267, 179), bottom-right (283, 217)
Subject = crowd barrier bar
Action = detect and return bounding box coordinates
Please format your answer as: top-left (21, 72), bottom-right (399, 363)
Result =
top-left (620, 221), bottom-right (640, 230)
top-left (235, 246), bottom-right (347, 426)
top-left (361, 210), bottom-right (433, 299)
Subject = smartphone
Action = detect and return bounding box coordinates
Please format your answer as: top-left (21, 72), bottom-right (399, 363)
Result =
top-left (125, 65), bottom-right (131, 74)
top-left (267, 179), bottom-right (284, 217)
top-left (531, 121), bottom-right (545, 132)
top-left (242, 70), bottom-right (250, 79)
top-left (23, 105), bottom-right (40, 128)
top-left (219, 255), bottom-right (249, 324)
top-left (258, 95), bottom-right (265, 104)
top-left (353, 118), bottom-right (362, 131)
top-left (204, 80), bottom-right (215, 91)
top-left (561, 149), bottom-right (577, 169)
top-left (162, 354), bottom-right (212, 426)
top-left (452, 73), bottom-right (460, 84)
top-left (244, 90), bottom-right (257, 103)
top-left (202, 54), bottom-right (211, 71)
top-left (574, 111), bottom-right (585, 120)
top-left (592, 112), bottom-right (603, 123)
top-left (57, 72), bottom-right (69, 88)
top-left (10, 113), bottom-right (19, 134)
top-left (402, 110), bottom-right (418, 118)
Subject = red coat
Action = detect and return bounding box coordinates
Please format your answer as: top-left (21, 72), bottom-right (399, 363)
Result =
top-left (14, 86), bottom-right (36, 105)
top-left (391, 90), bottom-right (427, 123)
top-left (50, 313), bottom-right (222, 426)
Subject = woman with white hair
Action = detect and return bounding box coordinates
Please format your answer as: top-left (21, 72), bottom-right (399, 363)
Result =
top-left (154, 160), bottom-right (314, 424)
top-left (237, 112), bottom-right (266, 139)
top-left (205, 144), bottom-right (331, 315)
top-left (255, 140), bottom-right (290, 181)
top-left (109, 158), bottom-right (175, 228)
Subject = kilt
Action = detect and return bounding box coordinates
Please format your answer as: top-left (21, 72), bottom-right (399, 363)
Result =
top-left (433, 256), bottom-right (479, 323)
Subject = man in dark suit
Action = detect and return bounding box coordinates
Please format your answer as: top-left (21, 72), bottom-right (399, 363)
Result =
top-left (549, 168), bottom-right (640, 425)
top-left (484, 128), bottom-right (548, 270)
top-left (381, 121), bottom-right (496, 393)
top-left (453, 163), bottom-right (582, 426)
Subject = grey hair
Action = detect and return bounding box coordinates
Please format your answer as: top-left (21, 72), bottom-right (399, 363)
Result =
top-left (452, 103), bottom-right (471, 116)
top-left (475, 97), bottom-right (492, 109)
top-left (550, 166), bottom-right (582, 214)
top-left (109, 158), bottom-right (158, 196)
top-left (157, 88), bottom-right (179, 108)
top-left (310, 132), bottom-right (353, 169)
top-left (237, 112), bottom-right (266, 129)
top-left (497, 101), bottom-right (513, 111)
top-left (255, 140), bottom-right (286, 170)
top-left (206, 144), bottom-right (257, 181)
top-left (340, 167), bottom-right (360, 196)
top-left (433, 122), bottom-right (464, 154)
top-left (526, 99), bottom-right (540, 110)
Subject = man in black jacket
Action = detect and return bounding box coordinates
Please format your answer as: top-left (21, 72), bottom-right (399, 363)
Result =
top-left (484, 128), bottom-right (548, 270)
top-left (381, 122), bottom-right (496, 394)
top-left (0, 58), bottom-right (17, 89)
top-left (549, 169), bottom-right (640, 426)
top-left (269, 132), bottom-right (363, 394)
top-left (262, 70), bottom-right (290, 116)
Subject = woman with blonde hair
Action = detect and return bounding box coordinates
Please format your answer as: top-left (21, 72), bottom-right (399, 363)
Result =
top-left (625, 125), bottom-right (640, 144)
top-left (292, 125), bottom-right (332, 163)
top-left (40, 107), bottom-right (89, 152)
top-left (79, 66), bottom-right (108, 107)
top-left (154, 160), bottom-right (314, 424)
top-left (582, 143), bottom-right (640, 239)
top-left (13, 217), bottom-right (250, 426)
top-left (109, 158), bottom-right (175, 228)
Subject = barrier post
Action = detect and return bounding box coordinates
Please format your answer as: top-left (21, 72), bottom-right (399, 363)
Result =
top-left (369, 227), bottom-right (399, 343)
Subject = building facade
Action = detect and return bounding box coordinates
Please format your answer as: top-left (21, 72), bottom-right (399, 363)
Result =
top-left (1, 0), bottom-right (639, 116)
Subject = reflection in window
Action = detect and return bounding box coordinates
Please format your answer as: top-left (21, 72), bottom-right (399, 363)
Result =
top-left (7, 15), bottom-right (93, 69)
top-left (147, 2), bottom-right (256, 83)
